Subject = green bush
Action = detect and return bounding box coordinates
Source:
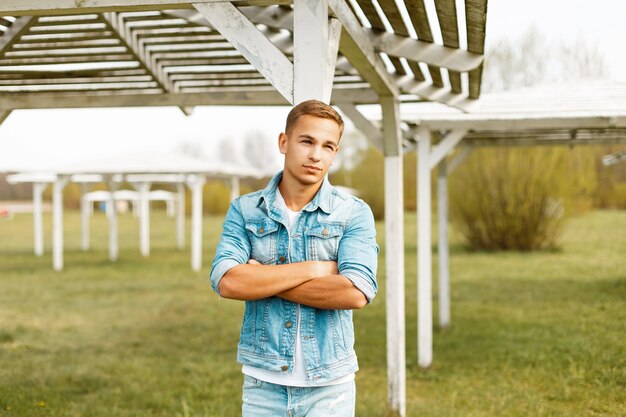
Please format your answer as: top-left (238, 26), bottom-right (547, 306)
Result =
top-left (449, 147), bottom-right (596, 251)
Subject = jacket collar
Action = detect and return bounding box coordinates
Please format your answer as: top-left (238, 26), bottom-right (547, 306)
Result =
top-left (259, 170), bottom-right (332, 215)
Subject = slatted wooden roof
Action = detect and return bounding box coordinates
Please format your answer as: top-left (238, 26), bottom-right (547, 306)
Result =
top-left (0, 0), bottom-right (488, 111)
top-left (401, 81), bottom-right (626, 148)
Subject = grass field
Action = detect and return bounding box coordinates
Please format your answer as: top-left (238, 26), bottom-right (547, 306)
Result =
top-left (0, 209), bottom-right (624, 416)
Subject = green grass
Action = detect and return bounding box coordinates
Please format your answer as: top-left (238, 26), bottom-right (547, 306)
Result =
top-left (0, 209), bottom-right (624, 416)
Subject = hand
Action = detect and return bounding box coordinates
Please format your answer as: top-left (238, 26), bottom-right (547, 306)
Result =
top-left (247, 259), bottom-right (261, 265)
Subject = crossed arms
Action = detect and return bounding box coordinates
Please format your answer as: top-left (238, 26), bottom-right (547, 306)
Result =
top-left (210, 199), bottom-right (378, 311)
top-left (218, 259), bottom-right (367, 310)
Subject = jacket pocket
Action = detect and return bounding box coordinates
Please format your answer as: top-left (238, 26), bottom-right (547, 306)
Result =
top-left (245, 220), bottom-right (280, 264)
top-left (305, 223), bottom-right (344, 261)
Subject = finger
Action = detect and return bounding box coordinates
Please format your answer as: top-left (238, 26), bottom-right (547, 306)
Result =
top-left (247, 259), bottom-right (261, 265)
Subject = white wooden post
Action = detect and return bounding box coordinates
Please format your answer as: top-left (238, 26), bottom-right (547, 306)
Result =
top-left (32, 182), bottom-right (46, 257)
top-left (79, 183), bottom-right (90, 251)
top-left (106, 178), bottom-right (118, 262)
top-left (136, 182), bottom-right (151, 257)
top-left (417, 126), bottom-right (433, 368)
top-left (52, 176), bottom-right (68, 271)
top-left (293, 0), bottom-right (339, 104)
top-left (176, 182), bottom-right (185, 250)
top-left (229, 176), bottom-right (240, 202)
top-left (188, 175), bottom-right (206, 271)
top-left (382, 94), bottom-right (406, 417)
top-left (438, 159), bottom-right (450, 328)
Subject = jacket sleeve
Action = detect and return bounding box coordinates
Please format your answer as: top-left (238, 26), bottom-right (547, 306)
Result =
top-left (337, 201), bottom-right (379, 303)
top-left (209, 199), bottom-right (251, 295)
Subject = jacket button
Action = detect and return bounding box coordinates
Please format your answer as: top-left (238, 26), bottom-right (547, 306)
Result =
top-left (285, 321), bottom-right (293, 328)
top-left (281, 365), bottom-right (288, 372)
top-left (279, 256), bottom-right (285, 263)
top-left (258, 226), bottom-right (264, 234)
top-left (322, 227), bottom-right (328, 237)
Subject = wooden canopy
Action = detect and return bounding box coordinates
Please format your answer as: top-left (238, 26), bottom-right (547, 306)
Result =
top-left (0, 0), bottom-right (487, 113)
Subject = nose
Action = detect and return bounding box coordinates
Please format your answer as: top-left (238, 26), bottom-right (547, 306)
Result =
top-left (309, 145), bottom-right (322, 161)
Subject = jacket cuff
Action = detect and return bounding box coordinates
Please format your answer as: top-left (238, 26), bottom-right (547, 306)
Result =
top-left (341, 271), bottom-right (376, 303)
top-left (210, 259), bottom-right (241, 295)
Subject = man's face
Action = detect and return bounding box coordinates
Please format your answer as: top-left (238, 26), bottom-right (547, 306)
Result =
top-left (279, 115), bottom-right (341, 187)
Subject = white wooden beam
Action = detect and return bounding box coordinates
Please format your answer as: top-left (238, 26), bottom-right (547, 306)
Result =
top-left (193, 2), bottom-right (294, 103)
top-left (187, 174), bottom-right (206, 271)
top-left (52, 176), bottom-right (69, 271)
top-left (0, 110), bottom-right (11, 126)
top-left (134, 182), bottom-right (152, 257)
top-left (102, 12), bottom-right (175, 92)
top-left (365, 29), bottom-right (483, 73)
top-left (336, 103), bottom-right (384, 152)
top-left (0, 17), bottom-right (36, 54)
top-left (417, 126), bottom-right (433, 368)
top-left (382, 96), bottom-right (406, 417)
top-left (0, 88), bottom-right (379, 109)
top-left (327, 0), bottom-right (399, 97)
top-left (381, 96), bottom-right (402, 156)
top-left (428, 129), bottom-right (467, 169)
top-left (176, 182), bottom-right (185, 250)
top-left (79, 183), bottom-right (91, 251)
top-left (32, 182), bottom-right (46, 257)
top-left (438, 158), bottom-right (450, 329)
top-left (106, 177), bottom-right (119, 261)
top-left (0, 0), bottom-right (291, 16)
top-left (294, 0), bottom-right (331, 103)
top-left (229, 176), bottom-right (240, 202)
top-left (448, 145), bottom-right (473, 174)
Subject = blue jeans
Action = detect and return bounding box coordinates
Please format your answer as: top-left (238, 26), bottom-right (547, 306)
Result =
top-left (242, 375), bottom-right (356, 417)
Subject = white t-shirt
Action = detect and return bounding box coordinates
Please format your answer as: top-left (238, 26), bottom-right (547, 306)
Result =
top-left (242, 189), bottom-right (355, 387)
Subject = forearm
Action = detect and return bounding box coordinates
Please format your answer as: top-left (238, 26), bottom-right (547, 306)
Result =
top-left (218, 261), bottom-right (320, 301)
top-left (277, 275), bottom-right (367, 310)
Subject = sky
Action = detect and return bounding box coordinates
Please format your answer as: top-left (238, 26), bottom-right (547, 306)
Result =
top-left (0, 0), bottom-right (624, 172)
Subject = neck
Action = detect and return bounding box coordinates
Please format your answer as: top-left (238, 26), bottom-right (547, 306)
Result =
top-left (278, 171), bottom-right (323, 212)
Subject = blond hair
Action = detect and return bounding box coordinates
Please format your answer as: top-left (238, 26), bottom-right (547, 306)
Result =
top-left (285, 100), bottom-right (344, 138)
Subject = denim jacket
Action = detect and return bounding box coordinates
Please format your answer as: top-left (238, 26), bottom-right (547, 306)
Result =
top-left (210, 171), bottom-right (379, 385)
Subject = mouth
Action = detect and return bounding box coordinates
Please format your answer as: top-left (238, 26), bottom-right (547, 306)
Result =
top-left (303, 165), bottom-right (322, 172)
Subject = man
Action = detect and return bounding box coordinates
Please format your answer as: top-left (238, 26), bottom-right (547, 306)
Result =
top-left (210, 100), bottom-right (379, 417)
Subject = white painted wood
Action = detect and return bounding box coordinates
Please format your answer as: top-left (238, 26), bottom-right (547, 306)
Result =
top-left (384, 155), bottom-right (406, 417)
top-left (417, 126), bottom-right (433, 368)
top-left (0, 0), bottom-right (289, 15)
top-left (33, 182), bottom-right (46, 257)
top-left (365, 29), bottom-right (483, 72)
top-left (106, 177), bottom-right (119, 262)
top-left (428, 129), bottom-right (467, 169)
top-left (193, 2), bottom-right (294, 103)
top-left (0, 88), bottom-right (379, 109)
top-left (438, 159), bottom-right (450, 328)
top-left (135, 182), bottom-right (152, 257)
top-left (382, 95), bottom-right (406, 417)
top-left (0, 110), bottom-right (11, 126)
top-left (294, 0), bottom-right (330, 103)
top-left (381, 96), bottom-right (402, 156)
top-left (448, 145), bottom-right (473, 174)
top-left (52, 176), bottom-right (68, 272)
top-left (336, 103), bottom-right (384, 152)
top-left (188, 175), bottom-right (206, 271)
top-left (229, 176), bottom-right (240, 202)
top-left (79, 182), bottom-right (91, 251)
top-left (0, 17), bottom-right (35, 54)
top-left (176, 182), bottom-right (185, 250)
top-left (327, 0), bottom-right (399, 97)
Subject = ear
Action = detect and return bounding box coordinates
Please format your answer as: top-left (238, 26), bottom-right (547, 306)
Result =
top-left (278, 132), bottom-right (288, 155)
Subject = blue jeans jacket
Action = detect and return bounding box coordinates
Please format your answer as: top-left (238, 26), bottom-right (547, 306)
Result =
top-left (210, 171), bottom-right (379, 385)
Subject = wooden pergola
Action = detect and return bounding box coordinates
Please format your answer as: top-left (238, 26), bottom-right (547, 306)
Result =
top-left (0, 2), bottom-right (488, 416)
top-left (356, 81), bottom-right (626, 370)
